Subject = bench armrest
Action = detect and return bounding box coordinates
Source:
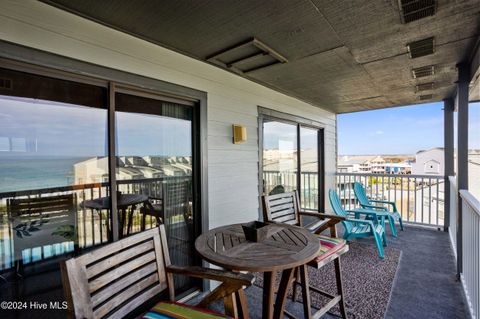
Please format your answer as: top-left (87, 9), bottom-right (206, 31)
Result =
top-left (299, 211), bottom-right (345, 221)
top-left (166, 265), bottom-right (254, 286)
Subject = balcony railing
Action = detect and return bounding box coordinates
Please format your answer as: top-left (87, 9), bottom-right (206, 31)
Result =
top-left (336, 172), bottom-right (445, 228)
top-left (263, 170), bottom-right (319, 210)
top-left (459, 189), bottom-right (480, 319)
top-left (0, 176), bottom-right (189, 271)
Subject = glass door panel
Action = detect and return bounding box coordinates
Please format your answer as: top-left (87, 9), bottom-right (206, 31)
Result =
top-left (0, 68), bottom-right (109, 274)
top-left (300, 127), bottom-right (319, 210)
top-left (114, 92), bottom-right (195, 292)
top-left (262, 120), bottom-right (298, 195)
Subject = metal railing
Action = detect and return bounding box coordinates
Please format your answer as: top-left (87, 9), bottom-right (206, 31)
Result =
top-left (0, 176), bottom-right (189, 271)
top-left (460, 190), bottom-right (480, 319)
top-left (336, 172), bottom-right (445, 227)
top-left (449, 176), bottom-right (458, 255)
top-left (263, 170), bottom-right (319, 210)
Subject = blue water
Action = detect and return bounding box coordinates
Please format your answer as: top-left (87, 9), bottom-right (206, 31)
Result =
top-left (0, 157), bottom-right (86, 193)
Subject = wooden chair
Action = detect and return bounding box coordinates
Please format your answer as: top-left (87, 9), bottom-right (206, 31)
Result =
top-left (262, 191), bottom-right (349, 319)
top-left (61, 225), bottom-right (254, 319)
top-left (353, 181), bottom-right (404, 236)
top-left (329, 189), bottom-right (387, 259)
top-left (7, 193), bottom-right (78, 275)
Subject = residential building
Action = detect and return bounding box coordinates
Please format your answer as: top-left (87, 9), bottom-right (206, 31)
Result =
top-left (412, 147), bottom-right (445, 176)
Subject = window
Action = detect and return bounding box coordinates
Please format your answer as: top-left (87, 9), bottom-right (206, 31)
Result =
top-left (260, 108), bottom-right (324, 211)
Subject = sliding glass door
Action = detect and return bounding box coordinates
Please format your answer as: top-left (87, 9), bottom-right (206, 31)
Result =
top-left (0, 66), bottom-right (202, 300)
top-left (261, 114), bottom-right (324, 211)
top-left (114, 91), bottom-right (196, 290)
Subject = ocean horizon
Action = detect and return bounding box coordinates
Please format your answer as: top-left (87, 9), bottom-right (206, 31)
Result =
top-left (0, 156), bottom-right (88, 193)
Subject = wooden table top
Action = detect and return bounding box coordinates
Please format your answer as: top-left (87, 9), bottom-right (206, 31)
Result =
top-left (80, 194), bottom-right (148, 210)
top-left (195, 223), bottom-right (321, 272)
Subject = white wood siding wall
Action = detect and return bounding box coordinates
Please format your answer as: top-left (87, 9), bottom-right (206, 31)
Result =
top-left (0, 0), bottom-right (337, 228)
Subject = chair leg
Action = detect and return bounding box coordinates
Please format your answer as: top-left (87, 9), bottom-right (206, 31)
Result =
top-left (140, 210), bottom-right (146, 231)
top-left (373, 231), bottom-right (385, 259)
top-left (380, 218), bottom-right (388, 246)
top-left (388, 215), bottom-right (397, 237)
top-left (291, 267), bottom-right (299, 302)
top-left (399, 216), bottom-right (404, 231)
top-left (334, 258), bottom-right (347, 319)
top-left (299, 264), bottom-right (312, 319)
top-left (235, 289), bottom-right (250, 319)
top-left (223, 293), bottom-right (239, 318)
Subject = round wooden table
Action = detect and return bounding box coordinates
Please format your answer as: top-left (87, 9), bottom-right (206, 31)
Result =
top-left (80, 194), bottom-right (148, 238)
top-left (195, 223), bottom-right (321, 319)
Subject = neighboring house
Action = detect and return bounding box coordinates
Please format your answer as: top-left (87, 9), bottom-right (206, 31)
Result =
top-left (370, 156), bottom-right (386, 173)
top-left (337, 155), bottom-right (396, 174)
top-left (385, 162), bottom-right (412, 174)
top-left (337, 156), bottom-right (364, 173)
top-left (412, 148), bottom-right (445, 176)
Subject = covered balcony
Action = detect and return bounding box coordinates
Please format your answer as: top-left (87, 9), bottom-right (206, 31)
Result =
top-left (0, 1), bottom-right (479, 318)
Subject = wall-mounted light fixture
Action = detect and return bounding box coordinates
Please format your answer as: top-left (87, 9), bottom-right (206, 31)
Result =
top-left (232, 124), bottom-right (247, 144)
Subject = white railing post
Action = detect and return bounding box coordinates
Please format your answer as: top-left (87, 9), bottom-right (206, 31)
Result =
top-left (459, 190), bottom-right (480, 319)
top-left (335, 172), bottom-right (445, 228)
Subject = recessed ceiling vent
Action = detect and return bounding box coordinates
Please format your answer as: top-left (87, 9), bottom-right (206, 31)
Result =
top-left (0, 78), bottom-right (12, 90)
top-left (419, 94), bottom-right (433, 100)
top-left (399, 0), bottom-right (436, 23)
top-left (412, 65), bottom-right (435, 78)
top-left (207, 38), bottom-right (288, 74)
top-left (407, 37), bottom-right (434, 58)
top-left (416, 82), bottom-right (435, 92)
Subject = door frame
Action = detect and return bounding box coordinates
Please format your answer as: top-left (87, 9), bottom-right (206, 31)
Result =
top-left (258, 106), bottom-right (326, 214)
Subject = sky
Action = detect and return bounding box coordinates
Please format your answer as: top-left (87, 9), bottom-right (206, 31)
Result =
top-left (338, 101), bottom-right (480, 155)
top-left (0, 95), bottom-right (192, 158)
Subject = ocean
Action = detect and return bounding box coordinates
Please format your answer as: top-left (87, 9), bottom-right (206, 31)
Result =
top-left (0, 157), bottom-right (86, 193)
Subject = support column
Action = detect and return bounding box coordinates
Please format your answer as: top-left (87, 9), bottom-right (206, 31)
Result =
top-left (456, 63), bottom-right (470, 276)
top-left (443, 98), bottom-right (454, 232)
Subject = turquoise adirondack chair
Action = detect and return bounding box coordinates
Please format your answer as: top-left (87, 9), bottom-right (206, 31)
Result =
top-left (353, 182), bottom-right (404, 236)
top-left (329, 189), bottom-right (387, 259)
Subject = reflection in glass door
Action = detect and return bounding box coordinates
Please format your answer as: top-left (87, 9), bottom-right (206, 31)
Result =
top-left (300, 127), bottom-right (320, 210)
top-left (0, 68), bottom-right (109, 276)
top-left (262, 116), bottom-right (323, 211)
top-left (262, 120), bottom-right (298, 195)
top-left (114, 92), bottom-right (196, 292)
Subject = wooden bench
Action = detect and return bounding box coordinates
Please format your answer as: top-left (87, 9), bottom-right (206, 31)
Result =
top-left (61, 225), bottom-right (254, 318)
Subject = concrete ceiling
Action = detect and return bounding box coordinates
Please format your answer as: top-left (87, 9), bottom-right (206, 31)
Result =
top-left (42, 0), bottom-right (480, 113)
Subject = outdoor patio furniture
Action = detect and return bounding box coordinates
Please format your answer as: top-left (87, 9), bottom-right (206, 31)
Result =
top-left (353, 181), bottom-right (404, 234)
top-left (61, 225), bottom-right (254, 319)
top-left (140, 179), bottom-right (191, 232)
top-left (80, 193), bottom-right (148, 239)
top-left (329, 189), bottom-right (387, 259)
top-left (7, 193), bottom-right (78, 275)
top-left (262, 191), bottom-right (349, 319)
top-left (195, 222), bottom-right (320, 319)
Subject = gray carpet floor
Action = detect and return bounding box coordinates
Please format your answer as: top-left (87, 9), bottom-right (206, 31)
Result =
top-left (210, 225), bottom-right (469, 319)
top-left (251, 241), bottom-right (401, 318)
top-left (383, 225), bottom-right (469, 319)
